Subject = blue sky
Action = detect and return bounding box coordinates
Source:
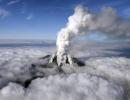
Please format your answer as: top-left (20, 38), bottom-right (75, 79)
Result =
top-left (0, 0), bottom-right (130, 40)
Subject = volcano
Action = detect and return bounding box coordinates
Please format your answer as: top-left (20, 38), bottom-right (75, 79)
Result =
top-left (32, 53), bottom-right (85, 74)
top-left (49, 53), bottom-right (85, 67)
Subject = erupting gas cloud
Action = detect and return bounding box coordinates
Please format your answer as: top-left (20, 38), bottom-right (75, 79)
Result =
top-left (55, 5), bottom-right (130, 66)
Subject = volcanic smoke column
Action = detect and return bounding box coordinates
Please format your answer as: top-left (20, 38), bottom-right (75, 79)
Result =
top-left (56, 5), bottom-right (93, 66)
top-left (55, 5), bottom-right (130, 66)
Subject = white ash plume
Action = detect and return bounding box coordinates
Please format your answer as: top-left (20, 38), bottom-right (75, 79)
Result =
top-left (56, 5), bottom-right (130, 66)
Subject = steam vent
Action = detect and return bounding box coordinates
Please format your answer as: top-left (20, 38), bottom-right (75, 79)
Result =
top-left (32, 53), bottom-right (85, 75)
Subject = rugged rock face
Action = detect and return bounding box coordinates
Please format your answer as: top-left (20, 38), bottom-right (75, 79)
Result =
top-left (21, 54), bottom-right (85, 88)
top-left (49, 53), bottom-right (85, 67)
top-left (30, 53), bottom-right (86, 80)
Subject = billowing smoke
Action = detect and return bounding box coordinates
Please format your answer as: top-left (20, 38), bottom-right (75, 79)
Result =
top-left (56, 5), bottom-right (130, 66)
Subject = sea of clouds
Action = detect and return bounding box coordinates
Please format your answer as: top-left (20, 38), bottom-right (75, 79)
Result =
top-left (0, 41), bottom-right (129, 100)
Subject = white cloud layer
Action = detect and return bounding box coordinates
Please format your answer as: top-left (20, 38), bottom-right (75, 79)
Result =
top-left (26, 13), bottom-right (33, 20)
top-left (7, 0), bottom-right (20, 6)
top-left (0, 41), bottom-right (129, 100)
top-left (0, 8), bottom-right (10, 18)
